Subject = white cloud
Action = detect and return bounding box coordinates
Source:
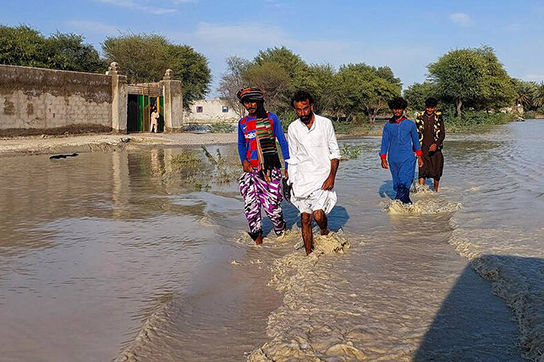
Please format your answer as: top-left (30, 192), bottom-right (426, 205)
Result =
top-left (192, 22), bottom-right (285, 46)
top-left (66, 20), bottom-right (123, 36)
top-left (523, 74), bottom-right (544, 82)
top-left (449, 12), bottom-right (471, 26)
top-left (95, 0), bottom-right (177, 15)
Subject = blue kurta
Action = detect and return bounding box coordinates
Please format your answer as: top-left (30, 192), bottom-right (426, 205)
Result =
top-left (380, 118), bottom-right (421, 203)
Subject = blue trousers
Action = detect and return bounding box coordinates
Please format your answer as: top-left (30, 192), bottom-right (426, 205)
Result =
top-left (389, 157), bottom-right (415, 204)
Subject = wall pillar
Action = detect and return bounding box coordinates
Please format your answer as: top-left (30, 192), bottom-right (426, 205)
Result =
top-left (160, 69), bottom-right (183, 132)
top-left (110, 62), bottom-right (128, 133)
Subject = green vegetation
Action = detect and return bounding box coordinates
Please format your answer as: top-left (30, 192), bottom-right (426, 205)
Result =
top-left (0, 25), bottom-right (105, 72)
top-left (103, 34), bottom-right (210, 108)
top-left (208, 122), bottom-right (235, 133)
top-left (404, 46), bottom-right (541, 132)
top-left (219, 47), bottom-right (402, 127)
top-left (340, 144), bottom-right (363, 160)
top-left (443, 111), bottom-right (515, 133)
top-left (164, 147), bottom-right (239, 190)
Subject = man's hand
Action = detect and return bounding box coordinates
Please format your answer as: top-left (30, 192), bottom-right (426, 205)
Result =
top-left (242, 159), bottom-right (253, 173)
top-left (417, 156), bottom-right (424, 168)
top-left (321, 175), bottom-right (335, 190)
top-left (429, 143), bottom-right (437, 152)
top-left (284, 169), bottom-right (289, 179)
top-left (381, 158), bottom-right (388, 169)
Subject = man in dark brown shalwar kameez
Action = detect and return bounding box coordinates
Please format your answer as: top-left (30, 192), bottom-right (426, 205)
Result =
top-left (415, 97), bottom-right (445, 192)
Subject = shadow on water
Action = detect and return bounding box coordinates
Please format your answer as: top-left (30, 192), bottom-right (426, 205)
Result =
top-left (261, 202), bottom-right (350, 236)
top-left (415, 255), bottom-right (544, 361)
top-left (379, 180), bottom-right (395, 199)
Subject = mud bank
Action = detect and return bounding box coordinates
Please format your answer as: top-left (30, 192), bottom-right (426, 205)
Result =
top-left (0, 132), bottom-right (237, 157)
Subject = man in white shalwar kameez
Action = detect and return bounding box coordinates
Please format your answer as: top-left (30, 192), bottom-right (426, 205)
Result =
top-left (287, 91), bottom-right (340, 255)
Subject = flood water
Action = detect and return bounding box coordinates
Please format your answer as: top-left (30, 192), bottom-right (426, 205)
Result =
top-left (1, 120), bottom-right (543, 361)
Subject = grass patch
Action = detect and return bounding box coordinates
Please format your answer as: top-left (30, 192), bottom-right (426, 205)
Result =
top-left (208, 122), bottom-right (236, 133)
top-left (340, 144), bottom-right (363, 160)
top-left (444, 111), bottom-right (515, 133)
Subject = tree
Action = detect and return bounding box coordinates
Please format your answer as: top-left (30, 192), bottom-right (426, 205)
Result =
top-left (244, 61), bottom-right (291, 113)
top-left (103, 33), bottom-right (211, 107)
top-left (254, 46), bottom-right (308, 87)
top-left (404, 82), bottom-right (438, 111)
top-left (217, 56), bottom-right (250, 118)
top-left (332, 63), bottom-right (401, 122)
top-left (46, 32), bottom-right (104, 72)
top-left (297, 64), bottom-right (336, 114)
top-left (512, 79), bottom-right (538, 111)
top-left (534, 82), bottom-right (544, 109)
top-left (0, 25), bottom-right (104, 72)
top-left (428, 46), bottom-right (515, 118)
top-left (473, 46), bottom-right (515, 111)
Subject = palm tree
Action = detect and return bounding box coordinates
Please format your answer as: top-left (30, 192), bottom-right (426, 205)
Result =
top-left (534, 82), bottom-right (544, 109)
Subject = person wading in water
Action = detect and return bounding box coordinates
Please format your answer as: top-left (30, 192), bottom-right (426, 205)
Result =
top-left (287, 91), bottom-right (340, 255)
top-left (415, 97), bottom-right (445, 192)
top-left (380, 97), bottom-right (423, 204)
top-left (237, 87), bottom-right (289, 245)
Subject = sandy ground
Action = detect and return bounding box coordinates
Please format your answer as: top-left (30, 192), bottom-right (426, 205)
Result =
top-left (0, 132), bottom-right (238, 156)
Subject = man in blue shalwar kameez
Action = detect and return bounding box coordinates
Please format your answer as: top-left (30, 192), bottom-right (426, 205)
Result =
top-left (380, 97), bottom-right (423, 204)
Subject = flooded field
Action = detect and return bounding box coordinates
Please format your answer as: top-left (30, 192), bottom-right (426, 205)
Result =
top-left (1, 120), bottom-right (543, 361)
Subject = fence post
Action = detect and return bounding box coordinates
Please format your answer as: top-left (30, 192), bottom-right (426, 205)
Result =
top-left (160, 69), bottom-right (183, 132)
top-left (109, 62), bottom-right (128, 133)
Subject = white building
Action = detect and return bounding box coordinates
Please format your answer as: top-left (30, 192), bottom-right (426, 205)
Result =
top-left (184, 98), bottom-right (240, 124)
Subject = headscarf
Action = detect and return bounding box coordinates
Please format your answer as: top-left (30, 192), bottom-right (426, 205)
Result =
top-left (237, 87), bottom-right (264, 103)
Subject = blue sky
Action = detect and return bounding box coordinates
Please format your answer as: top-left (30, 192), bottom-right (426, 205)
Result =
top-left (2, 0), bottom-right (543, 97)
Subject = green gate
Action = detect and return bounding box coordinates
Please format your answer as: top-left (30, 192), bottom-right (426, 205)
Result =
top-left (127, 88), bottom-right (164, 133)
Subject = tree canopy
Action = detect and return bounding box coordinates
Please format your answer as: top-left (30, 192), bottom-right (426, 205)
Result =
top-left (219, 47), bottom-right (401, 122)
top-left (428, 46), bottom-right (515, 117)
top-left (103, 33), bottom-right (211, 107)
top-left (0, 25), bottom-right (104, 72)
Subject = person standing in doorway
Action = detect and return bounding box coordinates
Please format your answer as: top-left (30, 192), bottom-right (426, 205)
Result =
top-left (150, 107), bottom-right (159, 133)
top-left (380, 97), bottom-right (423, 204)
top-left (415, 97), bottom-right (445, 192)
top-left (287, 91), bottom-right (340, 255)
top-left (237, 87), bottom-right (289, 245)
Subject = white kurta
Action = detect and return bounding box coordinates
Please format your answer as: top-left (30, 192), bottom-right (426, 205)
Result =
top-left (287, 114), bottom-right (341, 198)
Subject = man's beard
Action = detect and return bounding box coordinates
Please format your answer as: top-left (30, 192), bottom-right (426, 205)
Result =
top-left (300, 111), bottom-right (313, 124)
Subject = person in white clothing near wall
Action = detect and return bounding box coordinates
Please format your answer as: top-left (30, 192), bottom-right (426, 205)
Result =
top-left (150, 107), bottom-right (159, 133)
top-left (287, 91), bottom-right (341, 255)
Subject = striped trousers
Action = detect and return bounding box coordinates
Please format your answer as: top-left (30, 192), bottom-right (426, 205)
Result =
top-left (239, 168), bottom-right (286, 240)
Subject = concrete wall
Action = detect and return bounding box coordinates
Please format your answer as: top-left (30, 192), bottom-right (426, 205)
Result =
top-left (184, 98), bottom-right (239, 124)
top-left (0, 65), bottom-right (113, 134)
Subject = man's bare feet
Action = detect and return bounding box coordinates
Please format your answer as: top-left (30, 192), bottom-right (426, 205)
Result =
top-left (255, 234), bottom-right (263, 245)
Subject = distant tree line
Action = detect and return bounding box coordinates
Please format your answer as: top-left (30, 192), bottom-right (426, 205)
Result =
top-left (0, 25), bottom-right (105, 72)
top-left (218, 46), bottom-right (401, 123)
top-left (404, 45), bottom-right (544, 118)
top-left (2, 25), bottom-right (542, 121)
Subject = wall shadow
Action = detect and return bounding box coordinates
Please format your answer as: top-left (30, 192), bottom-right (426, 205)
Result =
top-left (414, 255), bottom-right (544, 361)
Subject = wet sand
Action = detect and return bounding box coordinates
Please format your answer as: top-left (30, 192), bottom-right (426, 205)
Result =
top-left (0, 132), bottom-right (238, 156)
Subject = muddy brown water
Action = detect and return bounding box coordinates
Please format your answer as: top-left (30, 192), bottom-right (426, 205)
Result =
top-left (1, 120), bottom-right (543, 361)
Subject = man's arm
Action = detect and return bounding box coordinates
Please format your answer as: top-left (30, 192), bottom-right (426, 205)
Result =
top-left (272, 114), bottom-right (289, 170)
top-left (380, 125), bottom-right (389, 169)
top-left (410, 123), bottom-right (424, 167)
top-left (238, 121), bottom-right (253, 172)
top-left (322, 158), bottom-right (339, 190)
top-left (322, 120), bottom-right (340, 190)
top-left (437, 114), bottom-right (445, 146)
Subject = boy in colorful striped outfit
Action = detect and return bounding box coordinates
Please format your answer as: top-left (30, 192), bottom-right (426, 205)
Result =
top-left (380, 97), bottom-right (423, 204)
top-left (237, 87), bottom-right (290, 244)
